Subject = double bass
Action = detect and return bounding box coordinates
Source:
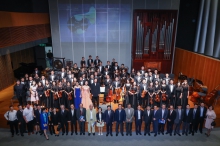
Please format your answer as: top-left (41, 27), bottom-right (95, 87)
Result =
top-left (106, 89), bottom-right (114, 102)
top-left (115, 88), bottom-right (122, 100)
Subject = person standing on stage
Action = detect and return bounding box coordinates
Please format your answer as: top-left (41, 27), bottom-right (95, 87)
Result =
top-left (104, 105), bottom-right (114, 136)
top-left (143, 105), bottom-right (153, 136)
top-left (134, 105), bottom-right (143, 135)
top-left (17, 105), bottom-right (25, 136)
top-left (115, 104), bottom-right (126, 136)
top-left (125, 103), bottom-right (134, 136)
top-left (86, 104), bottom-right (97, 136)
top-left (14, 80), bottom-right (26, 106)
top-left (174, 105), bottom-right (184, 136)
top-left (205, 105), bottom-right (216, 137)
top-left (198, 102), bottom-right (207, 134)
top-left (23, 103), bottom-right (34, 135)
top-left (77, 103), bottom-right (86, 135)
top-left (90, 78), bottom-right (100, 108)
top-left (166, 105), bottom-right (176, 136)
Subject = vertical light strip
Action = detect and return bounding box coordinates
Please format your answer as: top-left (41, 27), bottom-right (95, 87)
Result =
top-left (82, 0), bottom-right (85, 57)
top-left (118, 0), bottom-right (121, 64)
top-left (95, 0), bottom-right (97, 56)
top-left (57, 0), bottom-right (62, 57)
top-left (107, 0), bottom-right (109, 60)
top-left (70, 0), bottom-right (74, 63)
top-left (130, 0), bottom-right (134, 71)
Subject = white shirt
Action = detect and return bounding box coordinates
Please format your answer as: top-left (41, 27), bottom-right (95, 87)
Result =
top-left (51, 75), bottom-right (54, 81)
top-left (4, 110), bottom-right (17, 121)
top-left (138, 110), bottom-right (141, 119)
top-left (116, 82), bottom-right (118, 88)
top-left (61, 72), bottom-right (64, 78)
top-left (23, 107), bottom-right (33, 122)
top-left (162, 109), bottom-right (165, 118)
top-left (147, 110), bottom-right (150, 116)
top-left (170, 85), bottom-right (173, 92)
top-left (99, 113), bottom-right (102, 120)
top-left (71, 110), bottom-right (74, 116)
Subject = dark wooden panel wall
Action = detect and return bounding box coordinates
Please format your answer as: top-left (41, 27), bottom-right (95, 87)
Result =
top-left (173, 48), bottom-right (220, 92)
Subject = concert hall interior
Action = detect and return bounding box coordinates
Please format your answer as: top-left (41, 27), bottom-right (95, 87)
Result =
top-left (0, 0), bottom-right (220, 146)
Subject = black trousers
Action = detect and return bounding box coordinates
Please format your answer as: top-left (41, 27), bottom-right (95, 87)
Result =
top-left (167, 121), bottom-right (174, 133)
top-left (190, 119), bottom-right (198, 133)
top-left (135, 120), bottom-right (142, 134)
top-left (198, 117), bottom-right (205, 132)
top-left (49, 124), bottom-right (54, 134)
top-left (9, 120), bottom-right (18, 135)
top-left (126, 122), bottom-right (132, 134)
top-left (106, 122), bottom-right (113, 134)
top-left (144, 122), bottom-right (151, 134)
top-left (92, 96), bottom-right (99, 108)
top-left (18, 95), bottom-right (26, 106)
top-left (61, 121), bottom-right (68, 133)
top-left (78, 121), bottom-right (85, 134)
top-left (27, 120), bottom-right (33, 133)
top-left (70, 122), bottom-right (77, 133)
top-left (174, 121), bottom-right (182, 134)
top-left (158, 123), bottom-right (165, 133)
top-left (19, 121), bottom-right (25, 135)
top-left (116, 122), bottom-right (124, 134)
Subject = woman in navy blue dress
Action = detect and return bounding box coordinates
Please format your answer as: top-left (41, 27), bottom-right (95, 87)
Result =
top-left (73, 82), bottom-right (81, 109)
top-left (40, 108), bottom-right (49, 140)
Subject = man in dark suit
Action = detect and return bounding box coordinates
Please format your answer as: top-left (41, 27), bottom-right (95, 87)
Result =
top-left (152, 105), bottom-right (160, 137)
top-left (104, 105), bottom-right (114, 136)
top-left (59, 105), bottom-right (70, 135)
top-left (94, 56), bottom-right (101, 66)
top-left (69, 104), bottom-right (77, 135)
top-left (105, 61), bottom-right (112, 72)
top-left (190, 104), bottom-right (200, 135)
top-left (198, 102), bottom-right (207, 133)
top-left (139, 66), bottom-right (145, 76)
top-left (114, 104), bottom-right (126, 136)
top-left (134, 71), bottom-right (143, 85)
top-left (134, 105), bottom-right (143, 135)
top-left (97, 61), bottom-right (104, 74)
top-left (59, 68), bottom-right (67, 81)
top-left (90, 79), bottom-right (100, 108)
top-left (166, 79), bottom-right (176, 107)
top-left (174, 105), bottom-right (184, 136)
top-left (143, 106), bottom-right (153, 136)
top-left (112, 77), bottom-right (121, 103)
top-left (104, 75), bottom-right (112, 102)
top-left (103, 67), bottom-right (111, 79)
top-left (87, 55), bottom-right (93, 67)
top-left (182, 104), bottom-right (193, 136)
top-left (17, 105), bottom-right (25, 136)
top-left (33, 68), bottom-right (41, 77)
top-left (35, 105), bottom-right (43, 135)
top-left (158, 104), bottom-right (168, 135)
top-left (88, 74), bottom-right (95, 87)
top-left (166, 105), bottom-right (176, 136)
top-left (112, 62), bottom-right (120, 73)
top-left (14, 80), bottom-right (26, 106)
top-left (78, 77), bottom-right (85, 86)
top-left (77, 103), bottom-right (86, 135)
top-left (49, 70), bottom-right (58, 83)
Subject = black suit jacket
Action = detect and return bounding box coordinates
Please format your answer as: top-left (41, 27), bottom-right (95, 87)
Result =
top-left (198, 106), bottom-right (207, 119)
top-left (134, 110), bottom-right (144, 122)
top-left (49, 75), bottom-right (58, 82)
top-left (97, 65), bottom-right (104, 73)
top-left (192, 108), bottom-right (200, 121)
top-left (14, 84), bottom-right (25, 98)
top-left (143, 110), bottom-right (153, 123)
top-left (34, 109), bottom-right (41, 123)
top-left (167, 110), bottom-right (176, 123)
top-left (87, 59), bottom-right (93, 67)
top-left (112, 81), bottom-right (121, 89)
top-left (183, 109), bottom-right (193, 123)
top-left (112, 65), bottom-right (120, 72)
top-left (90, 83), bottom-right (100, 97)
top-left (17, 110), bottom-right (25, 123)
top-left (105, 65), bottom-right (112, 72)
top-left (94, 59), bottom-right (101, 66)
top-left (51, 112), bottom-right (60, 125)
top-left (59, 110), bottom-right (69, 123)
top-left (166, 84), bottom-right (176, 97)
top-left (76, 108), bottom-right (86, 121)
top-left (104, 110), bottom-right (114, 124)
top-left (96, 112), bottom-right (105, 122)
top-left (69, 109), bottom-right (77, 124)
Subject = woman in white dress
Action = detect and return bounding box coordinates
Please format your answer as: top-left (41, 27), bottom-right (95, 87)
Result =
top-left (205, 105), bottom-right (216, 137)
top-left (30, 81), bottom-right (39, 104)
top-left (81, 81), bottom-right (92, 109)
top-left (96, 107), bottom-right (104, 135)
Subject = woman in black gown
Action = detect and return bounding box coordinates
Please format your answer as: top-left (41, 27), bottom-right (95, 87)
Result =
top-left (57, 82), bottom-right (65, 107)
top-left (37, 82), bottom-right (44, 106)
top-left (147, 82), bottom-right (155, 108)
top-left (175, 82), bottom-right (183, 108)
top-left (182, 80), bottom-right (189, 109)
top-left (154, 81), bottom-right (161, 107)
top-left (123, 79), bottom-right (131, 107)
top-left (160, 80), bottom-right (168, 107)
top-left (65, 81), bottom-right (73, 108)
top-left (51, 81), bottom-right (58, 108)
top-left (128, 81), bottom-right (138, 109)
top-left (44, 80), bottom-right (51, 108)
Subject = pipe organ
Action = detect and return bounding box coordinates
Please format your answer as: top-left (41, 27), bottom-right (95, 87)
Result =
top-left (132, 10), bottom-right (178, 73)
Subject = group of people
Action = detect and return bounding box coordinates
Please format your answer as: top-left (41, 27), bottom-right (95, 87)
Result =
top-left (14, 55), bottom-right (191, 112)
top-left (4, 102), bottom-right (216, 140)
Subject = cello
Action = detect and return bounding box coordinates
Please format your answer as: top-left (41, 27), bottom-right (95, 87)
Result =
top-left (155, 91), bottom-right (161, 102)
top-left (106, 89), bottom-right (114, 102)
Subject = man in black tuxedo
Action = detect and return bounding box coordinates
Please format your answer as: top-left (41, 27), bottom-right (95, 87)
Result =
top-left (103, 67), bottom-right (111, 79)
top-left (94, 56), bottom-right (101, 66)
top-left (60, 68), bottom-right (67, 81)
top-left (182, 104), bottom-right (193, 136)
top-left (87, 55), bottom-right (93, 67)
top-left (112, 77), bottom-right (121, 103)
top-left (198, 102), bottom-right (207, 133)
top-left (49, 70), bottom-right (58, 83)
top-left (78, 77), bottom-right (85, 86)
top-left (90, 79), bottom-right (100, 108)
top-left (190, 104), bottom-right (200, 135)
top-left (105, 61), bottom-right (112, 72)
top-left (59, 105), bottom-right (70, 135)
top-left (97, 61), bottom-right (104, 74)
top-left (134, 71), bottom-right (143, 85)
top-left (166, 105), bottom-right (176, 136)
top-left (112, 62), bottom-right (120, 73)
top-left (104, 105), bottom-right (114, 136)
top-left (77, 103), bottom-right (86, 135)
top-left (69, 104), bottom-right (78, 135)
top-left (33, 68), bottom-right (41, 77)
top-left (17, 105), bottom-right (25, 136)
top-left (143, 106), bottom-right (153, 136)
top-left (166, 79), bottom-right (176, 107)
top-left (88, 74), bottom-right (95, 87)
top-left (134, 105), bottom-right (143, 135)
top-left (14, 80), bottom-right (26, 106)
top-left (152, 105), bottom-right (160, 137)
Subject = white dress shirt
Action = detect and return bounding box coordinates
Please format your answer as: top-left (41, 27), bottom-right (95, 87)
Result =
top-left (4, 110), bottom-right (17, 121)
top-left (23, 107), bottom-right (33, 122)
top-left (90, 110), bottom-right (93, 120)
top-left (138, 110), bottom-right (141, 119)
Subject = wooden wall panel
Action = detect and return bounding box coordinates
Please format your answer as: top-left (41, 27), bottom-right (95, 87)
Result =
top-left (173, 48), bottom-right (220, 92)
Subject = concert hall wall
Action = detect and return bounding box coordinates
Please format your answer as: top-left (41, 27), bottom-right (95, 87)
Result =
top-left (173, 48), bottom-right (220, 92)
top-left (49, 0), bottom-right (180, 69)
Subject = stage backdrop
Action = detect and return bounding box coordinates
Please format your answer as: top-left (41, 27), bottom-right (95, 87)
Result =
top-left (48, 0), bottom-right (180, 69)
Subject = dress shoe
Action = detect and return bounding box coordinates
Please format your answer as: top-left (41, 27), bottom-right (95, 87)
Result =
top-left (189, 132), bottom-right (191, 134)
top-left (130, 134), bottom-right (132, 136)
top-left (116, 134), bottom-right (118, 136)
top-left (192, 133), bottom-right (194, 136)
top-left (139, 133), bottom-right (142, 135)
top-left (62, 133), bottom-right (64, 135)
top-left (83, 133), bottom-right (85, 135)
top-left (158, 132), bottom-right (160, 135)
top-left (162, 132), bottom-right (164, 135)
top-left (88, 133), bottom-right (91, 136)
top-left (106, 134), bottom-right (108, 136)
top-left (80, 133), bottom-right (82, 135)
top-left (93, 133), bottom-right (95, 136)
top-left (16, 133), bottom-right (19, 136)
top-left (148, 133), bottom-right (150, 136)
top-left (174, 133), bottom-right (176, 136)
top-left (186, 134), bottom-right (188, 136)
top-left (182, 133), bottom-right (184, 135)
top-left (21, 134), bottom-right (24, 137)
top-left (126, 134), bottom-right (128, 136)
top-left (170, 133), bottom-right (172, 136)
top-left (36, 132), bottom-right (38, 135)
top-left (200, 131), bottom-right (203, 134)
top-left (165, 132), bottom-right (169, 134)
top-left (136, 133), bottom-right (138, 135)
top-left (121, 133), bottom-right (124, 136)
top-left (75, 133), bottom-right (78, 135)
top-left (66, 133), bottom-right (68, 135)
top-left (110, 134), bottom-right (113, 136)
top-left (71, 133), bottom-right (73, 135)
top-left (144, 133), bottom-right (146, 136)
top-left (178, 134), bottom-right (181, 136)
top-left (154, 134), bottom-right (157, 137)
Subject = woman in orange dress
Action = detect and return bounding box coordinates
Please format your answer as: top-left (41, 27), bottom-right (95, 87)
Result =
top-left (81, 81), bottom-right (93, 109)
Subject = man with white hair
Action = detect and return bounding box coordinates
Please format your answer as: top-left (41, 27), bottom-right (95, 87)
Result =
top-left (86, 104), bottom-right (97, 136)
